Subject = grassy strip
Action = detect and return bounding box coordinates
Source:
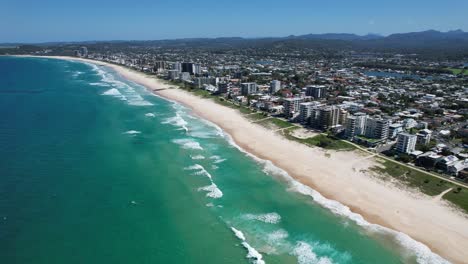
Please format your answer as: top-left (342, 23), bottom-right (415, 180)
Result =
top-left (446, 68), bottom-right (468, 75)
top-left (443, 190), bottom-right (468, 213)
top-left (256, 117), bottom-right (292, 129)
top-left (371, 159), bottom-right (468, 213)
top-left (246, 112), bottom-right (269, 121)
top-left (283, 129), bottom-right (356, 151)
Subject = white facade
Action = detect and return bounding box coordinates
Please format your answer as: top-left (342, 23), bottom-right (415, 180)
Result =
top-left (299, 102), bottom-right (315, 123)
top-left (241, 83), bottom-right (258, 95)
top-left (396, 133), bottom-right (417, 154)
top-left (270, 80), bottom-right (281, 94)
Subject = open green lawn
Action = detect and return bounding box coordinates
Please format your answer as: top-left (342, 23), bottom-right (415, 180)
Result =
top-left (371, 159), bottom-right (468, 213)
top-left (443, 188), bottom-right (468, 213)
top-left (284, 130), bottom-right (356, 151)
top-left (256, 117), bottom-right (293, 129)
top-left (246, 112), bottom-right (268, 121)
top-left (446, 68), bottom-right (468, 75)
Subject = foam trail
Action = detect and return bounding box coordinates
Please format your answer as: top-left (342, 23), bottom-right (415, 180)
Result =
top-left (184, 164), bottom-right (223, 198)
top-left (191, 155), bottom-right (205, 160)
top-left (230, 227), bottom-right (265, 264)
top-left (102, 88), bottom-right (121, 96)
top-left (292, 242), bottom-right (333, 264)
top-left (243, 212), bottom-right (281, 224)
top-left (123, 130), bottom-right (141, 135)
top-left (92, 64), bottom-right (153, 106)
top-left (172, 139), bottom-right (203, 150)
top-left (184, 164), bottom-right (204, 171)
top-left (198, 183), bottom-right (223, 198)
top-left (209, 155), bottom-right (227, 164)
top-left (89, 82), bottom-right (110, 87)
top-left (162, 113), bottom-right (189, 132)
top-left (145, 113), bottom-right (156, 118)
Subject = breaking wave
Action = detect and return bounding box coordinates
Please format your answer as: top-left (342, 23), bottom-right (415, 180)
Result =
top-left (172, 138), bottom-right (203, 150)
top-left (209, 155), bottom-right (227, 164)
top-left (293, 242), bottom-right (334, 264)
top-left (243, 212), bottom-right (281, 224)
top-left (198, 183), bottom-right (223, 198)
top-left (123, 130), bottom-right (141, 135)
top-left (184, 164), bottom-right (222, 199)
top-left (91, 64), bottom-right (153, 106)
top-left (162, 113), bottom-right (188, 132)
top-left (190, 155), bottom-right (205, 160)
top-left (231, 227), bottom-right (265, 264)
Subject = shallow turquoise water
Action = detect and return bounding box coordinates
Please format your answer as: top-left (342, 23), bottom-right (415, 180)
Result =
top-left (0, 57), bottom-right (446, 263)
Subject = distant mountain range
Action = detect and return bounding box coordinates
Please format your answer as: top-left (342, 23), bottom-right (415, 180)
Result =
top-left (2, 30), bottom-right (468, 59)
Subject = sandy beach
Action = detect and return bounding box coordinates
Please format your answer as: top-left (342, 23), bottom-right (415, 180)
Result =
top-left (35, 56), bottom-right (468, 263)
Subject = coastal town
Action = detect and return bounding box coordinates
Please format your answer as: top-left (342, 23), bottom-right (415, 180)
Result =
top-left (65, 45), bottom-right (468, 186)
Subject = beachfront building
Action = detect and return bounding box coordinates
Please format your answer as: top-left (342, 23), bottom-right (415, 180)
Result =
top-left (318, 106), bottom-right (340, 130)
top-left (306, 85), bottom-right (327, 99)
top-left (181, 62), bottom-right (201, 75)
top-left (339, 109), bottom-right (348, 125)
top-left (153, 61), bottom-right (167, 72)
top-left (416, 129), bottom-right (432, 145)
top-left (299, 102), bottom-right (315, 124)
top-left (270, 80), bottom-right (281, 94)
top-left (396, 133), bottom-right (417, 154)
top-left (79, 46), bottom-right (88, 57)
top-left (345, 112), bottom-right (367, 139)
top-left (173, 62), bottom-right (182, 72)
top-left (365, 117), bottom-right (390, 140)
top-left (167, 70), bottom-right (180, 80)
top-left (180, 72), bottom-right (191, 81)
top-left (217, 82), bottom-right (228, 94)
top-left (388, 123), bottom-right (404, 139)
top-left (194, 77), bottom-right (218, 88)
top-left (241, 82), bottom-right (258, 95)
top-left (283, 97), bottom-right (304, 118)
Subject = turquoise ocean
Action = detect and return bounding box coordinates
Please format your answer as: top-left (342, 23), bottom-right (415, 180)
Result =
top-left (0, 57), bottom-right (448, 264)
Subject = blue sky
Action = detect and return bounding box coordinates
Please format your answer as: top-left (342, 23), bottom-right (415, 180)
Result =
top-left (1, 0), bottom-right (467, 42)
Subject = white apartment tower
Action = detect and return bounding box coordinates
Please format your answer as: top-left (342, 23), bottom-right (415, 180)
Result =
top-left (270, 80), bottom-right (281, 94)
top-left (396, 133), bottom-right (417, 154)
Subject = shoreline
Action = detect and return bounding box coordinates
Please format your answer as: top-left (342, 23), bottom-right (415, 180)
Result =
top-left (16, 55), bottom-right (468, 263)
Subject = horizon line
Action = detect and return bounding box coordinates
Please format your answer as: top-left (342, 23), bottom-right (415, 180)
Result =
top-left (1, 28), bottom-right (466, 45)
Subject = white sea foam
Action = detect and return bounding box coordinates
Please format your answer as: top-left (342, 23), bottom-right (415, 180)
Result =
top-left (267, 229), bottom-right (289, 243)
top-left (89, 82), bottom-right (110, 87)
top-left (128, 98), bottom-right (153, 106)
top-left (198, 183), bottom-right (223, 198)
top-left (185, 164), bottom-right (223, 198)
top-left (293, 242), bottom-right (333, 264)
top-left (162, 113), bottom-right (189, 132)
top-left (92, 64), bottom-right (153, 106)
top-left (184, 164), bottom-right (213, 180)
top-left (230, 227), bottom-right (265, 264)
top-left (220, 129), bottom-right (450, 264)
top-left (72, 71), bottom-right (84, 78)
top-left (102, 88), bottom-right (122, 96)
top-left (243, 212), bottom-right (282, 224)
top-left (190, 155), bottom-right (205, 160)
top-left (184, 164), bottom-right (204, 171)
top-left (209, 155), bottom-right (227, 164)
top-left (145, 113), bottom-right (156, 118)
top-left (172, 139), bottom-right (203, 150)
top-left (123, 130), bottom-right (141, 135)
